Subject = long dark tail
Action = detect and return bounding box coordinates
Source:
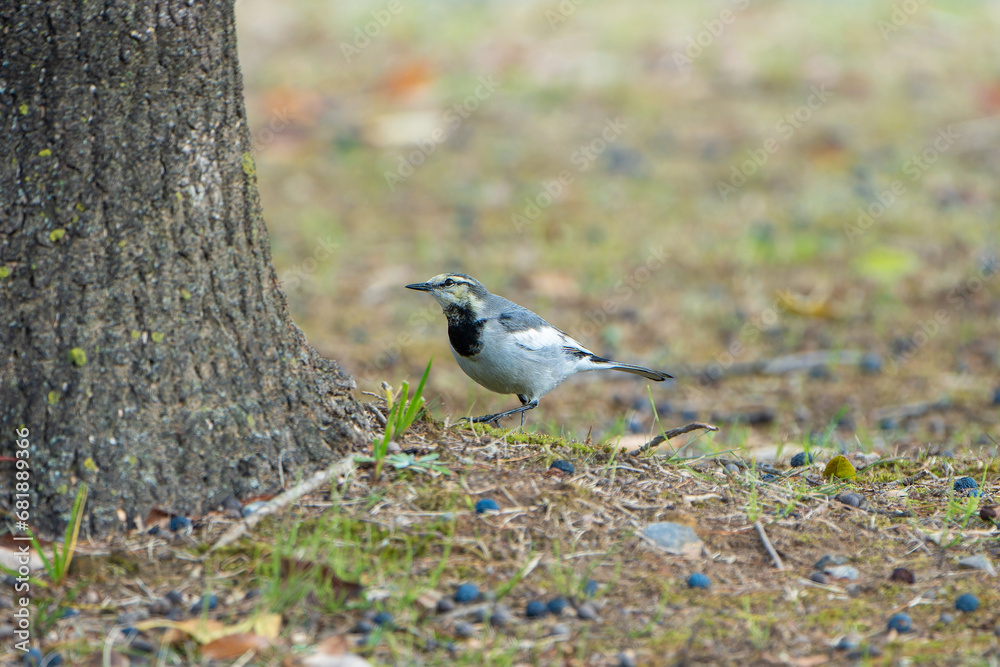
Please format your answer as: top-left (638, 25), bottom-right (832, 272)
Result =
top-left (592, 357), bottom-right (672, 381)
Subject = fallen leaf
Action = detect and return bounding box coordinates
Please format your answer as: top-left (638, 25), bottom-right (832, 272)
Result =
top-left (823, 456), bottom-right (856, 480)
top-left (315, 635), bottom-right (349, 656)
top-left (378, 61), bottom-right (434, 100)
top-left (202, 633), bottom-right (271, 659)
top-left (774, 288), bottom-right (834, 319)
top-left (135, 613), bottom-right (282, 645)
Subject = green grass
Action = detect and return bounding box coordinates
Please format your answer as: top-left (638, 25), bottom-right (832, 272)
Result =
top-left (359, 358), bottom-right (432, 480)
top-left (1, 483), bottom-right (88, 589)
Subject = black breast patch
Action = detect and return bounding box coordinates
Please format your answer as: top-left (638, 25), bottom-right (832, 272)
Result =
top-left (445, 306), bottom-right (485, 357)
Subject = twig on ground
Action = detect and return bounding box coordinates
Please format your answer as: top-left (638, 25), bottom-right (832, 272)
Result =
top-left (856, 456), bottom-right (908, 475)
top-left (880, 469), bottom-right (929, 487)
top-left (755, 520), bottom-right (784, 570)
top-left (866, 507), bottom-right (914, 518)
top-left (365, 402), bottom-right (387, 426)
top-left (634, 422), bottom-right (719, 456)
top-left (210, 454), bottom-right (356, 552)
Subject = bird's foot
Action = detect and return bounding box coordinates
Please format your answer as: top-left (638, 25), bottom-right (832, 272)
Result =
top-left (462, 400), bottom-right (539, 426)
top-left (468, 412), bottom-right (505, 425)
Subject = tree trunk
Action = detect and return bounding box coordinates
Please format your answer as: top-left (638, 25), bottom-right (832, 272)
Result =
top-left (0, 1), bottom-right (369, 535)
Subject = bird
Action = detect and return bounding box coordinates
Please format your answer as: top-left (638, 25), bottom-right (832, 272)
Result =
top-left (406, 272), bottom-right (672, 425)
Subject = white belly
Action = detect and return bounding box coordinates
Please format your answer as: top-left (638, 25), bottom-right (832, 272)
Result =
top-left (452, 343), bottom-right (567, 401)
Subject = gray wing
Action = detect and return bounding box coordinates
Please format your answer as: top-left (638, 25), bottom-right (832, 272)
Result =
top-left (497, 304), bottom-right (550, 333)
top-left (495, 303), bottom-right (593, 355)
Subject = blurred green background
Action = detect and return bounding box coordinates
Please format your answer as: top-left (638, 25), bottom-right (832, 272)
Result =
top-left (235, 0), bottom-right (999, 448)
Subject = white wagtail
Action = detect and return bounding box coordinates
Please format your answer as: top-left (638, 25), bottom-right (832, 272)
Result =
top-left (406, 273), bottom-right (672, 425)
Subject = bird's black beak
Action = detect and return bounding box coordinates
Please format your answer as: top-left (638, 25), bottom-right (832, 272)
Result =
top-left (406, 282), bottom-right (433, 291)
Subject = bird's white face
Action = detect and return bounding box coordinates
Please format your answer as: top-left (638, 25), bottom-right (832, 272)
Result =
top-left (406, 273), bottom-right (487, 312)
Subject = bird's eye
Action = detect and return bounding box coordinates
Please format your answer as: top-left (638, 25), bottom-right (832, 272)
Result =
top-left (443, 278), bottom-right (455, 287)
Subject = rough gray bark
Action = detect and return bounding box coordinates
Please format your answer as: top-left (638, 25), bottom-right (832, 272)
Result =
top-left (0, 1), bottom-right (369, 535)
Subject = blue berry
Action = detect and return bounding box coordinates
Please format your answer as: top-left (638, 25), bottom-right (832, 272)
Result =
top-left (992, 387), bottom-right (1000, 406)
top-left (59, 607), bottom-right (79, 619)
top-left (41, 654), bottom-right (63, 667)
top-left (790, 452), bottom-right (813, 467)
top-left (859, 353), bottom-right (882, 374)
top-left (687, 573), bottom-right (711, 589)
top-left (954, 477), bottom-right (978, 493)
top-left (808, 365), bottom-right (831, 380)
top-left (887, 612), bottom-right (912, 633)
top-left (454, 583), bottom-right (480, 603)
top-left (169, 516), bottom-right (192, 532)
top-left (372, 611), bottom-right (393, 627)
top-left (834, 636), bottom-right (858, 650)
top-left (546, 597), bottom-right (568, 614)
top-left (583, 579), bottom-right (599, 597)
top-left (525, 600), bottom-right (548, 618)
top-left (474, 498), bottom-right (499, 514)
top-left (955, 593), bottom-right (979, 613)
top-left (352, 619), bottom-right (373, 634)
top-left (550, 460), bottom-right (574, 475)
top-left (189, 594), bottom-right (217, 613)
top-left (22, 649), bottom-right (42, 667)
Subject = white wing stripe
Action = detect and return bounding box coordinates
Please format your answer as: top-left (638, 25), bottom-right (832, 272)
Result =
top-left (510, 326), bottom-right (571, 351)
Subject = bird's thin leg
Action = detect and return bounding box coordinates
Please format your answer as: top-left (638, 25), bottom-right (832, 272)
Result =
top-left (469, 399), bottom-right (538, 425)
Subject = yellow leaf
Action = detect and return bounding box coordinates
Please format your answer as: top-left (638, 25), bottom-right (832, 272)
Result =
top-left (135, 613), bottom-right (281, 645)
top-left (823, 455), bottom-right (856, 480)
top-left (253, 612), bottom-right (282, 639)
top-left (774, 288), bottom-right (834, 319)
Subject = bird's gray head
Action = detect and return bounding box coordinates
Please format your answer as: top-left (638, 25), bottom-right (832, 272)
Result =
top-left (406, 273), bottom-right (491, 311)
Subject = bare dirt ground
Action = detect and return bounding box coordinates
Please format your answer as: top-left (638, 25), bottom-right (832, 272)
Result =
top-left (4, 0), bottom-right (1000, 664)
